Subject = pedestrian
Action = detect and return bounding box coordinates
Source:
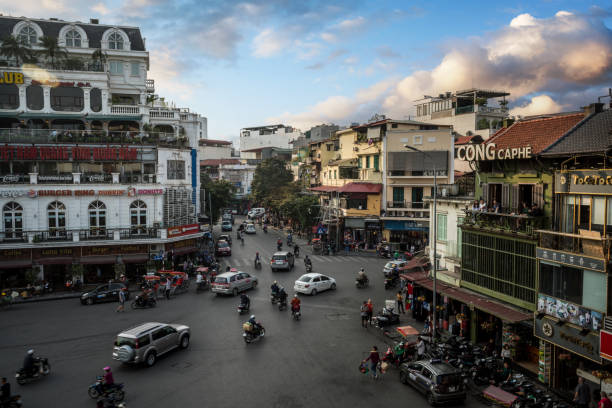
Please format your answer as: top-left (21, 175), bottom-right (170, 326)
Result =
top-left (366, 299), bottom-right (374, 326)
top-left (599, 391), bottom-right (612, 408)
top-left (400, 277), bottom-right (407, 295)
top-left (153, 280), bottom-right (159, 300)
top-left (416, 336), bottom-right (426, 360)
top-left (501, 344), bottom-right (512, 363)
top-left (361, 301), bottom-right (369, 328)
top-left (165, 277), bottom-right (172, 300)
top-left (574, 377), bottom-right (591, 408)
top-left (396, 291), bottom-right (405, 314)
top-left (364, 346), bottom-right (380, 379)
top-left (1, 377), bottom-right (11, 403)
top-left (116, 287), bottom-right (126, 312)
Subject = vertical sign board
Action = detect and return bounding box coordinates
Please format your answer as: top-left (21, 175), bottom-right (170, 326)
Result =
top-left (191, 149), bottom-right (198, 213)
top-left (600, 330), bottom-right (612, 362)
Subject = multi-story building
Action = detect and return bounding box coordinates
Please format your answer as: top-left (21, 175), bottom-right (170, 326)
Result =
top-left (413, 88), bottom-right (510, 139)
top-left (0, 16), bottom-right (207, 288)
top-left (198, 139), bottom-right (232, 161)
top-left (240, 124), bottom-right (301, 161)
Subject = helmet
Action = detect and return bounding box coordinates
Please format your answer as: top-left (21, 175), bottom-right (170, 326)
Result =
top-left (103, 366), bottom-right (111, 371)
top-left (273, 280), bottom-right (277, 284)
top-left (360, 268), bottom-right (364, 272)
top-left (27, 349), bottom-right (34, 355)
top-left (294, 294), bottom-right (298, 298)
top-left (256, 252), bottom-right (259, 255)
top-left (250, 315), bottom-right (255, 320)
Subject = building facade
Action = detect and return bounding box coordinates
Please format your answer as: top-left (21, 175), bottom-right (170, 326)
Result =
top-left (240, 124), bottom-right (301, 160)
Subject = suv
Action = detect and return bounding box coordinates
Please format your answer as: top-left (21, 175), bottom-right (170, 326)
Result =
top-left (399, 359), bottom-right (466, 405)
top-left (211, 271), bottom-right (258, 296)
top-left (81, 283), bottom-right (129, 305)
top-left (270, 251), bottom-right (295, 271)
top-left (112, 322), bottom-right (190, 367)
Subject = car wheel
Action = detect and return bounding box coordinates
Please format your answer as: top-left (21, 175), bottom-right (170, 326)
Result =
top-left (180, 335), bottom-right (190, 349)
top-left (331, 283), bottom-right (337, 290)
top-left (400, 371), bottom-right (409, 384)
top-left (232, 288), bottom-right (238, 296)
top-left (427, 393), bottom-right (436, 406)
top-left (86, 298), bottom-right (94, 305)
top-left (145, 351), bottom-right (157, 367)
top-left (311, 289), bottom-right (317, 296)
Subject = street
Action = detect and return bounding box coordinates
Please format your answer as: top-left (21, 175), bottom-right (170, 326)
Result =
top-left (0, 221), bottom-right (482, 408)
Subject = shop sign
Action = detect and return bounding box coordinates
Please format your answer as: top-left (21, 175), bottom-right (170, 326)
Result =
top-left (31, 80), bottom-right (91, 87)
top-left (33, 247), bottom-right (75, 258)
top-left (127, 187), bottom-right (164, 196)
top-left (0, 71), bottom-right (24, 84)
top-left (456, 143), bottom-right (532, 161)
top-left (167, 224), bottom-right (200, 238)
top-left (166, 239), bottom-right (196, 249)
top-left (0, 248), bottom-right (31, 259)
top-left (537, 294), bottom-right (603, 331)
top-left (600, 330), bottom-right (612, 362)
top-left (0, 189), bottom-right (28, 198)
top-left (535, 316), bottom-right (601, 362)
top-left (365, 220), bottom-right (381, 230)
top-left (536, 248), bottom-right (605, 272)
top-left (0, 146), bottom-right (140, 161)
top-left (85, 175), bottom-right (106, 183)
top-left (80, 245), bottom-right (148, 257)
top-left (1, 175), bottom-right (21, 183)
top-left (556, 170), bottom-right (612, 194)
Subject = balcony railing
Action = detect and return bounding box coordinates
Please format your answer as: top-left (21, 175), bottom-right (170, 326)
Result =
top-left (538, 230), bottom-right (611, 261)
top-left (33, 231), bottom-right (73, 243)
top-left (81, 173), bottom-right (113, 184)
top-left (119, 174), bottom-right (157, 184)
top-left (149, 109), bottom-right (178, 119)
top-left (455, 105), bottom-right (475, 115)
top-left (110, 105), bottom-right (142, 114)
top-left (119, 228), bottom-right (158, 240)
top-left (360, 168), bottom-right (382, 182)
top-left (0, 59), bottom-right (105, 72)
top-left (0, 174), bottom-right (30, 184)
top-left (79, 229), bottom-right (113, 241)
top-left (387, 201), bottom-right (429, 209)
top-left (0, 128), bottom-right (187, 147)
top-left (0, 232), bottom-right (27, 243)
top-left (461, 210), bottom-right (547, 236)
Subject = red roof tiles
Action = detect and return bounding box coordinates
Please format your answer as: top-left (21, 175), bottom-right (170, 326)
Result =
top-left (486, 113), bottom-right (584, 154)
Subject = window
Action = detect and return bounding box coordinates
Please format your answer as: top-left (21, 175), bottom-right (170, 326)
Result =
top-left (391, 123), bottom-right (398, 128)
top-left (88, 200), bottom-right (106, 236)
top-left (413, 135), bottom-right (423, 145)
top-left (109, 61), bottom-right (123, 74)
top-left (392, 187), bottom-right (404, 206)
top-left (151, 328), bottom-right (166, 341)
top-left (167, 160), bottom-right (185, 180)
top-left (130, 200), bottom-right (147, 234)
top-left (50, 86), bottom-right (84, 112)
top-left (539, 262), bottom-right (583, 305)
top-left (90, 88), bottom-right (102, 112)
top-left (3, 202), bottom-right (23, 238)
top-left (108, 32), bottom-right (124, 50)
top-left (436, 213), bottom-right (447, 241)
top-left (334, 170), bottom-right (337, 179)
top-left (47, 201), bottom-right (66, 237)
top-left (373, 155), bottom-right (379, 171)
top-left (365, 156), bottom-right (370, 168)
top-left (0, 84), bottom-right (19, 109)
top-left (65, 29), bottom-right (81, 47)
top-left (18, 26), bottom-right (37, 45)
top-left (130, 62), bottom-right (140, 76)
top-left (583, 270), bottom-right (606, 311)
top-left (26, 85), bottom-right (43, 110)
top-left (137, 334), bottom-right (151, 347)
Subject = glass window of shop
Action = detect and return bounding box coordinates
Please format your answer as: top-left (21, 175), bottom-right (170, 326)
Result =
top-left (88, 200), bottom-right (106, 235)
top-left (0, 84), bottom-right (19, 109)
top-left (539, 261), bottom-right (583, 305)
top-left (50, 86), bottom-right (84, 112)
top-left (47, 201), bottom-right (66, 236)
top-left (90, 88), bottom-right (102, 112)
top-left (26, 85), bottom-right (44, 110)
top-left (561, 195), bottom-right (611, 235)
top-left (130, 200), bottom-right (147, 233)
top-left (582, 269), bottom-right (606, 311)
top-left (3, 201), bottom-right (23, 238)
top-left (38, 162), bottom-right (72, 176)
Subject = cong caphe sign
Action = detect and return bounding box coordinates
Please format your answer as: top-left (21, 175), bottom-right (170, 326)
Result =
top-left (455, 143), bottom-right (532, 161)
top-left (555, 170), bottom-right (612, 194)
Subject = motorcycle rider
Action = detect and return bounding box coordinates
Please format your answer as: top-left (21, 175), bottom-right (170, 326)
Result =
top-left (254, 252), bottom-right (261, 267)
top-left (196, 270), bottom-right (203, 287)
top-left (102, 366), bottom-right (114, 393)
top-left (23, 349), bottom-right (36, 377)
top-left (277, 239), bottom-right (282, 250)
top-left (263, 224), bottom-right (268, 233)
top-left (1, 377), bottom-right (10, 404)
top-left (304, 255), bottom-right (312, 269)
top-left (270, 281), bottom-right (280, 300)
top-left (278, 287), bottom-right (288, 306)
top-left (247, 314), bottom-right (262, 334)
top-left (357, 268), bottom-right (368, 285)
top-left (240, 293), bottom-right (250, 310)
top-left (293, 243), bottom-right (300, 257)
top-left (287, 232), bottom-right (293, 245)
top-left (290, 294), bottom-right (301, 315)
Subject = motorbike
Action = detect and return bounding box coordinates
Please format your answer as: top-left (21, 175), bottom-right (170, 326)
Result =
top-left (305, 263), bottom-right (312, 273)
top-left (270, 292), bottom-right (280, 304)
top-left (130, 295), bottom-right (156, 309)
top-left (378, 246), bottom-right (392, 258)
top-left (291, 306), bottom-right (301, 320)
top-left (88, 376), bottom-right (125, 401)
top-left (355, 277), bottom-right (369, 288)
top-left (0, 395), bottom-right (23, 408)
top-left (15, 357), bottom-right (51, 385)
top-left (277, 243), bottom-right (282, 251)
top-left (293, 247), bottom-right (300, 258)
top-left (96, 397), bottom-right (128, 408)
top-left (373, 307), bottom-right (400, 328)
top-left (254, 259), bottom-right (261, 269)
top-left (384, 276), bottom-right (398, 290)
top-left (237, 301), bottom-right (250, 314)
top-left (196, 279), bottom-right (209, 292)
top-left (278, 297), bottom-right (288, 311)
top-left (263, 225), bottom-right (268, 233)
top-left (382, 346), bottom-right (403, 367)
top-left (243, 322), bottom-right (265, 344)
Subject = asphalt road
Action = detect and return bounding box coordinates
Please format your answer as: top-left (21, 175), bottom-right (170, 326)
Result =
top-left (0, 219), bottom-right (486, 408)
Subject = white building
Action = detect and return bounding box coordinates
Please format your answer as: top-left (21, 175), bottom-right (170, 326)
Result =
top-left (0, 16), bottom-right (207, 288)
top-left (240, 124), bottom-right (301, 160)
top-left (198, 139), bottom-right (232, 161)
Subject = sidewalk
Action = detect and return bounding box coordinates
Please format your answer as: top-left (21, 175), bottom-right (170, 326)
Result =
top-left (11, 291), bottom-right (82, 304)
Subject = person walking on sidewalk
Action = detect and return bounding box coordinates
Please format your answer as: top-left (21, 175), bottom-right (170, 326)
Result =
top-left (396, 291), bottom-right (405, 314)
top-left (361, 301), bottom-right (369, 328)
top-left (116, 287), bottom-right (127, 312)
top-left (164, 277), bottom-right (172, 300)
top-left (574, 377), bottom-right (591, 408)
top-left (364, 346), bottom-right (380, 379)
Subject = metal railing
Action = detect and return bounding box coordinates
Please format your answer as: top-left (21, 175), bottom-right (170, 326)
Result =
top-left (455, 105), bottom-right (475, 114)
top-left (386, 201), bottom-right (429, 209)
top-left (118, 228), bottom-right (158, 240)
top-left (0, 59), bottom-right (105, 72)
top-left (538, 230), bottom-right (611, 260)
top-left (0, 232), bottom-right (27, 243)
top-left (79, 229), bottom-right (113, 241)
top-left (461, 210), bottom-right (547, 236)
top-left (33, 230), bottom-right (73, 242)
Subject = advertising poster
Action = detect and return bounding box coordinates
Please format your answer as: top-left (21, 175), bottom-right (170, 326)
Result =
top-left (537, 294), bottom-right (602, 331)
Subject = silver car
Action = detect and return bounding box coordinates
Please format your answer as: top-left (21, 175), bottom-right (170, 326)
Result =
top-left (211, 271), bottom-right (258, 296)
top-left (112, 322), bottom-right (190, 367)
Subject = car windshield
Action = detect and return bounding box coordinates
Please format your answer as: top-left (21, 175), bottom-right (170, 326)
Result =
top-left (385, 262), bottom-right (397, 269)
top-left (223, 221), bottom-right (231, 225)
top-left (217, 242), bottom-right (229, 248)
top-left (436, 373), bottom-right (462, 387)
top-left (299, 275), bottom-right (312, 282)
top-left (272, 255), bottom-right (287, 261)
top-left (214, 277), bottom-right (228, 283)
top-left (115, 336), bottom-right (136, 347)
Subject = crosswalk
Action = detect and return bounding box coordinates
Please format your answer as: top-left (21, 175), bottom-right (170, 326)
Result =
top-left (221, 253), bottom-right (379, 268)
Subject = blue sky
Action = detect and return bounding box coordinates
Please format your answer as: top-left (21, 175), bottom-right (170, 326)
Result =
top-left (3, 1), bottom-right (611, 143)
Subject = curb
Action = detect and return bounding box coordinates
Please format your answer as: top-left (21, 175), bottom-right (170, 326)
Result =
top-left (12, 293), bottom-right (81, 304)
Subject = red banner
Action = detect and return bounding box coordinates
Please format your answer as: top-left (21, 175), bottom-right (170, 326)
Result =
top-left (167, 224), bottom-right (200, 238)
top-left (600, 330), bottom-right (612, 361)
top-left (0, 145), bottom-right (139, 161)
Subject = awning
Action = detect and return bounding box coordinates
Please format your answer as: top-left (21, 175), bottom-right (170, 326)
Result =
top-left (384, 220), bottom-right (428, 231)
top-left (173, 247), bottom-right (198, 256)
top-left (401, 271), bottom-right (532, 323)
top-left (121, 254), bottom-right (149, 264)
top-left (86, 115), bottom-right (142, 121)
top-left (344, 218), bottom-right (365, 228)
top-left (35, 257), bottom-right (74, 265)
top-left (0, 260), bottom-right (32, 269)
top-left (19, 113), bottom-right (84, 120)
top-left (310, 185), bottom-right (339, 192)
top-left (339, 183), bottom-right (382, 194)
top-left (79, 256), bottom-right (117, 265)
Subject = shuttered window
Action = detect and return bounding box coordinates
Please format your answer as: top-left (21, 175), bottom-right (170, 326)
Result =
top-left (373, 155), bottom-right (379, 171)
top-left (436, 213), bottom-right (447, 242)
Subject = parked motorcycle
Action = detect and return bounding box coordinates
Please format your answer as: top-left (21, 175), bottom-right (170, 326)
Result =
top-left (384, 276), bottom-right (398, 290)
top-left (88, 376), bottom-right (125, 401)
top-left (130, 295), bottom-right (156, 309)
top-left (243, 322), bottom-right (265, 344)
top-left (15, 357), bottom-right (50, 385)
top-left (373, 307), bottom-right (400, 328)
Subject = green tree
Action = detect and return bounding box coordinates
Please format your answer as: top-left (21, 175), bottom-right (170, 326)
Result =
top-left (0, 35), bottom-right (34, 66)
top-left (280, 193), bottom-right (320, 232)
top-left (201, 173), bottom-right (236, 223)
top-left (251, 158), bottom-right (294, 207)
top-left (38, 36), bottom-right (67, 68)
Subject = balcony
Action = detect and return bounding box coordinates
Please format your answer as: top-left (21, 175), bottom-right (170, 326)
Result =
top-left (538, 230), bottom-right (611, 261)
top-left (359, 168), bottom-right (382, 182)
top-left (119, 228), bottom-right (158, 240)
top-left (79, 229), bottom-right (114, 241)
top-left (149, 109), bottom-right (179, 120)
top-left (33, 231), bottom-right (73, 243)
top-left (0, 59), bottom-right (104, 72)
top-left (461, 210), bottom-right (547, 237)
top-left (110, 105), bottom-right (142, 115)
top-left (0, 232), bottom-right (27, 243)
top-left (387, 201), bottom-right (429, 210)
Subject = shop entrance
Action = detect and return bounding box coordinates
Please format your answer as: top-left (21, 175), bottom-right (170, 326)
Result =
top-left (43, 264), bottom-right (70, 288)
top-left (84, 264), bottom-right (114, 283)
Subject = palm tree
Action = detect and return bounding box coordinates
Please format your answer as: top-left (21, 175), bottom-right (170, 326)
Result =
top-left (91, 48), bottom-right (107, 71)
top-left (0, 35), bottom-right (33, 67)
top-left (38, 36), bottom-right (67, 69)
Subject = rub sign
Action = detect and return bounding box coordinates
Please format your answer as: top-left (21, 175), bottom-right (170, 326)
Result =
top-left (456, 143), bottom-right (532, 161)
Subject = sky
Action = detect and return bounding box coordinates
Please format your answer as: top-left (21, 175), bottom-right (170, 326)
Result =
top-left (2, 0), bottom-right (611, 144)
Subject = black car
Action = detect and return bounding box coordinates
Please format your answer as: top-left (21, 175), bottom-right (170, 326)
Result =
top-left (80, 283), bottom-right (129, 305)
top-left (399, 359), bottom-right (466, 405)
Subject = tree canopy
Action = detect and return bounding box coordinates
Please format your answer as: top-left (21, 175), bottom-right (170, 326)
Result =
top-left (201, 173), bottom-right (236, 223)
top-left (250, 158), bottom-right (294, 207)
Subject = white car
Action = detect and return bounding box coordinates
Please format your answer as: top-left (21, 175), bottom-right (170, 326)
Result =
top-left (383, 260), bottom-right (407, 276)
top-left (294, 273), bottom-right (336, 296)
top-left (245, 224), bottom-right (256, 234)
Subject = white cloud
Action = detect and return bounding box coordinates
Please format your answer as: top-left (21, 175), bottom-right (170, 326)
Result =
top-left (91, 3), bottom-right (111, 15)
top-left (336, 16), bottom-right (366, 31)
top-left (252, 28), bottom-right (294, 58)
top-left (510, 95), bottom-right (566, 117)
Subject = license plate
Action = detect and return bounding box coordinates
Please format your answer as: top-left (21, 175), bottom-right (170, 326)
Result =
top-left (275, 261), bottom-right (283, 264)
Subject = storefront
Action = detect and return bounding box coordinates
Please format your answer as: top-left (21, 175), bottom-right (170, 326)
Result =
top-left (383, 219), bottom-right (428, 251)
top-left (0, 248), bottom-right (32, 288)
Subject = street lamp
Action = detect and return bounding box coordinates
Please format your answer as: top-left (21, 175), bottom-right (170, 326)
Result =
top-left (404, 144), bottom-right (438, 339)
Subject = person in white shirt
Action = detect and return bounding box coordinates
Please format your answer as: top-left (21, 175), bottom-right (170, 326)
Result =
top-left (479, 199), bottom-right (487, 211)
top-left (196, 272), bottom-right (202, 284)
top-left (416, 337), bottom-right (426, 359)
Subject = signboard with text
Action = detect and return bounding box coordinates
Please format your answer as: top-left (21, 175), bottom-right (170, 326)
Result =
top-left (535, 315), bottom-right (601, 362)
top-left (0, 146), bottom-right (143, 161)
top-left (456, 143), bottom-right (532, 161)
top-left (167, 224), bottom-right (200, 238)
top-left (555, 170), bottom-right (612, 194)
top-left (536, 247), bottom-right (606, 272)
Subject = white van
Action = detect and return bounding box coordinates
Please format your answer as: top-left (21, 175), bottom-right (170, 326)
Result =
top-left (248, 208), bottom-right (265, 218)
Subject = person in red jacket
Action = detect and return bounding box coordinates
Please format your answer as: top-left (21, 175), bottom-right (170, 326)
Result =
top-left (364, 346), bottom-right (380, 379)
top-left (599, 391), bottom-right (612, 408)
